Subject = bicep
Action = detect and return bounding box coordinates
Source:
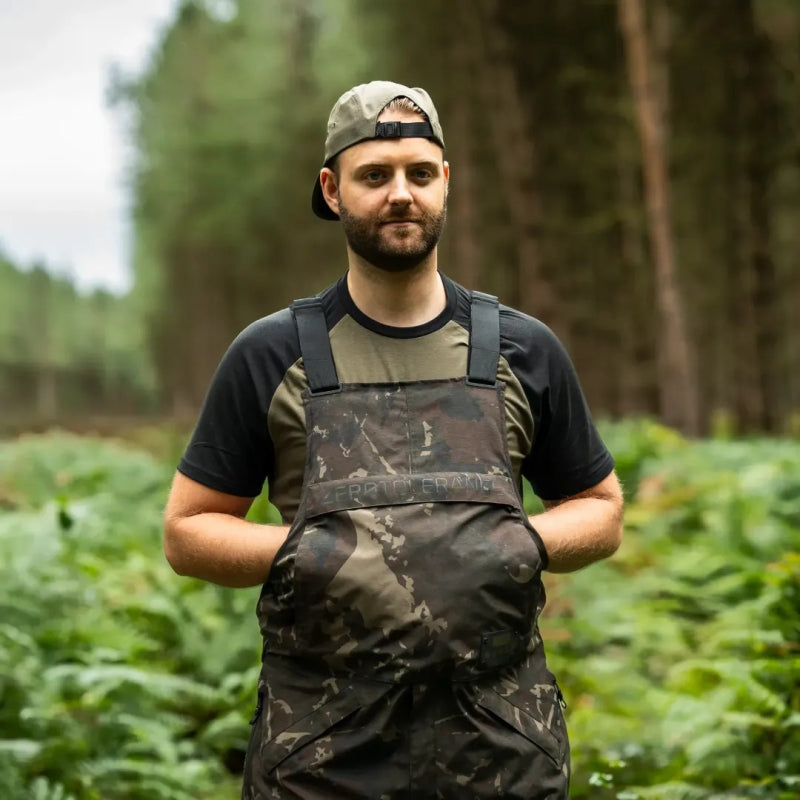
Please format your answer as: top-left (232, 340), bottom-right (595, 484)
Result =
top-left (165, 471), bottom-right (255, 522)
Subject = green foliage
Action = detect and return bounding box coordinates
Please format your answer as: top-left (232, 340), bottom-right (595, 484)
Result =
top-left (0, 434), bottom-right (260, 799)
top-left (108, 0), bottom-right (800, 433)
top-left (1, 422), bottom-right (799, 797)
top-left (0, 252), bottom-right (157, 421)
top-left (545, 422), bottom-right (800, 798)
top-left (118, 0), bottom-right (379, 404)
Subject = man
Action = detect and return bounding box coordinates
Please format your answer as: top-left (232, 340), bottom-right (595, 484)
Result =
top-left (164, 80), bottom-right (623, 799)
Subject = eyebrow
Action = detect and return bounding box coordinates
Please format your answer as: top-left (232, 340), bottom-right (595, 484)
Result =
top-left (355, 160), bottom-right (441, 172)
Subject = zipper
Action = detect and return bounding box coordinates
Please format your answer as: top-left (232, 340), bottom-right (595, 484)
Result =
top-left (249, 691), bottom-right (264, 725)
top-left (554, 680), bottom-right (567, 709)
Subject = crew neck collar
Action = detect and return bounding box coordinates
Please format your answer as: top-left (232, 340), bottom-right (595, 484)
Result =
top-left (337, 272), bottom-right (456, 339)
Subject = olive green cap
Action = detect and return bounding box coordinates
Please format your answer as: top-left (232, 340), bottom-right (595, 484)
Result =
top-left (312, 80), bottom-right (445, 220)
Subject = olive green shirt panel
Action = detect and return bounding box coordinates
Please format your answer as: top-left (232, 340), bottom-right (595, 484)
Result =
top-left (497, 355), bottom-right (535, 485)
top-left (267, 360), bottom-right (308, 523)
top-left (331, 315), bottom-right (468, 382)
top-left (266, 316), bottom-right (534, 523)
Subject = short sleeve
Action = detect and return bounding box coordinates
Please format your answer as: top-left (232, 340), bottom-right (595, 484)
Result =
top-left (177, 309), bottom-right (297, 497)
top-left (502, 311), bottom-right (614, 501)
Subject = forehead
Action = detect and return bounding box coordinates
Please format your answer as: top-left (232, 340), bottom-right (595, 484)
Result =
top-left (339, 135), bottom-right (443, 172)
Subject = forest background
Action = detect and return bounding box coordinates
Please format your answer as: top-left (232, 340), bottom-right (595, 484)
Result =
top-left (1, 0), bottom-right (798, 798)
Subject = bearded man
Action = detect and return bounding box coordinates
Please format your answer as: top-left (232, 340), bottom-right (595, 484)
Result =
top-left (164, 81), bottom-right (623, 800)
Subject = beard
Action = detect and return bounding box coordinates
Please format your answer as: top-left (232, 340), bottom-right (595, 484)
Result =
top-left (338, 198), bottom-right (447, 273)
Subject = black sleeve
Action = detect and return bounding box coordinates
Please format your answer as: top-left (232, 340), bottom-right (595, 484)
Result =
top-left (501, 309), bottom-right (615, 501)
top-left (177, 308), bottom-right (299, 498)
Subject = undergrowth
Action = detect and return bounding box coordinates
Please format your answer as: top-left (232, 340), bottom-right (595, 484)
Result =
top-left (0, 422), bottom-right (798, 798)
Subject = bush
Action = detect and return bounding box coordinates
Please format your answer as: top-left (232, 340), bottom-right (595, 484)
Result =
top-left (0, 433), bottom-right (257, 800)
top-left (1, 424), bottom-right (798, 798)
top-left (544, 425), bottom-right (800, 798)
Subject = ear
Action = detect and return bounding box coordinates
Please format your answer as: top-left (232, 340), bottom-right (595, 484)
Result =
top-left (319, 167), bottom-right (340, 216)
top-left (443, 160), bottom-right (450, 197)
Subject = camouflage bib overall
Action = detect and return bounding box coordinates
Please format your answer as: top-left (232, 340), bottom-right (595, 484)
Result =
top-left (243, 293), bottom-right (570, 799)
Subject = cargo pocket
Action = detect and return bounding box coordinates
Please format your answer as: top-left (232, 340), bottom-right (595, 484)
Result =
top-left (260, 687), bottom-right (366, 775)
top-left (475, 686), bottom-right (566, 769)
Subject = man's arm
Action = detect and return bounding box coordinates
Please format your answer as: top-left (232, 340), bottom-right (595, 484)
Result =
top-left (530, 471), bottom-right (624, 573)
top-left (163, 472), bottom-right (290, 588)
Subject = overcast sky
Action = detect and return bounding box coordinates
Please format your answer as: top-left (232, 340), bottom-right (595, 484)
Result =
top-left (0, 0), bottom-right (178, 293)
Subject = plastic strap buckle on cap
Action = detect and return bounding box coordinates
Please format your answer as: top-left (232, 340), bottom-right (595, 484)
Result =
top-left (374, 121), bottom-right (434, 139)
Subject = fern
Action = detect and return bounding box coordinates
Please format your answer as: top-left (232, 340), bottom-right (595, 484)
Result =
top-left (2, 424), bottom-right (799, 798)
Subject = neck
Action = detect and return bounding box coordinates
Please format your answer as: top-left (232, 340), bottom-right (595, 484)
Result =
top-left (346, 251), bottom-right (446, 328)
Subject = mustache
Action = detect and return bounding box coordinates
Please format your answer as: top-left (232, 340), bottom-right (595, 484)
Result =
top-left (380, 211), bottom-right (422, 223)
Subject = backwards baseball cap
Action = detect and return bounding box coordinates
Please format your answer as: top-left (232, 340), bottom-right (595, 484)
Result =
top-left (311, 80), bottom-right (445, 220)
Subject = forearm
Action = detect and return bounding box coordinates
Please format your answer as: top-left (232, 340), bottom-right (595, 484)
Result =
top-left (164, 512), bottom-right (289, 588)
top-left (530, 492), bottom-right (623, 573)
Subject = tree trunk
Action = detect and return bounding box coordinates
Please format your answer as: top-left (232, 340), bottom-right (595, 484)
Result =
top-left (718, 0), bottom-right (784, 433)
top-left (35, 365), bottom-right (58, 420)
top-left (739, 0), bottom-right (782, 432)
top-left (447, 17), bottom-right (481, 290)
top-left (465, 0), bottom-right (556, 321)
top-left (721, 5), bottom-right (761, 432)
top-left (618, 0), bottom-right (701, 434)
top-left (617, 137), bottom-right (658, 417)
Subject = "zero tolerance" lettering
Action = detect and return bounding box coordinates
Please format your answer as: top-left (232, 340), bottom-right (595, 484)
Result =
top-left (320, 473), bottom-right (500, 507)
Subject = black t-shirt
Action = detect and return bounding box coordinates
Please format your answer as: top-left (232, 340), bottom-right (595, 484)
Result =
top-left (179, 274), bottom-right (614, 521)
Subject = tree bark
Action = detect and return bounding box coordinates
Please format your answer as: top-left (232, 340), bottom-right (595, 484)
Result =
top-left (447, 16), bottom-right (481, 290)
top-left (617, 138), bottom-right (658, 417)
top-left (466, 0), bottom-right (556, 320)
top-left (739, 0), bottom-right (782, 432)
top-left (618, 0), bottom-right (701, 434)
top-left (720, 3), bottom-right (761, 432)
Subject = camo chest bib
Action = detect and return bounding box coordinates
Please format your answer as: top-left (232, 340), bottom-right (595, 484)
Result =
top-left (243, 293), bottom-right (570, 799)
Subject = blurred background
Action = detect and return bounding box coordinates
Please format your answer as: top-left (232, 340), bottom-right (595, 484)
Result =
top-left (1, 1), bottom-right (798, 799)
top-left (2, 0), bottom-right (799, 436)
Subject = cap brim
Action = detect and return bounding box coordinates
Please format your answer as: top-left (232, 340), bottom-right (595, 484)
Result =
top-left (312, 175), bottom-right (339, 220)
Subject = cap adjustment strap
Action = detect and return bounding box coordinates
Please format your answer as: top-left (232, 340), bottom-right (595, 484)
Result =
top-left (374, 121), bottom-right (435, 139)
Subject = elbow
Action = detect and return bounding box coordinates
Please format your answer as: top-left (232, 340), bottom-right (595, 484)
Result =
top-left (607, 519), bottom-right (624, 557)
top-left (163, 516), bottom-right (191, 576)
top-left (605, 502), bottom-right (625, 558)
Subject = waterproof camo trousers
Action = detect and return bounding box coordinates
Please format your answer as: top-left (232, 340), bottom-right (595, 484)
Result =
top-left (242, 294), bottom-right (570, 799)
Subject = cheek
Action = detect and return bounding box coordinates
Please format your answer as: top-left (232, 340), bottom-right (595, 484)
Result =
top-left (342, 187), bottom-right (384, 215)
top-left (420, 187), bottom-right (447, 212)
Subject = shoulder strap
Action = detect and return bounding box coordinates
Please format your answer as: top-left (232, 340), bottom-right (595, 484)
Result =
top-left (291, 297), bottom-right (341, 395)
top-left (467, 291), bottom-right (500, 387)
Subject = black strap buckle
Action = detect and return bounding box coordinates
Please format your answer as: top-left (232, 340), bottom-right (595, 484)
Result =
top-left (376, 120), bottom-right (401, 138)
top-left (374, 120), bottom-right (435, 140)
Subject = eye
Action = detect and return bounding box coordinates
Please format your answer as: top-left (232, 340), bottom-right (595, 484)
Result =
top-left (410, 168), bottom-right (434, 183)
top-left (363, 170), bottom-right (385, 183)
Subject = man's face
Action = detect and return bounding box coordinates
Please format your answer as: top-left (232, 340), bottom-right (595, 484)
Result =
top-left (323, 112), bottom-right (449, 272)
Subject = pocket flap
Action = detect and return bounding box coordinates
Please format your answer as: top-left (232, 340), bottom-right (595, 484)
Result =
top-left (475, 688), bottom-right (563, 767)
top-left (261, 683), bottom-right (385, 773)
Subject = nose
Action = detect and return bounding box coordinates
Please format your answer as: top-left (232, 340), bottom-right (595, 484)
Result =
top-left (386, 173), bottom-right (413, 207)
